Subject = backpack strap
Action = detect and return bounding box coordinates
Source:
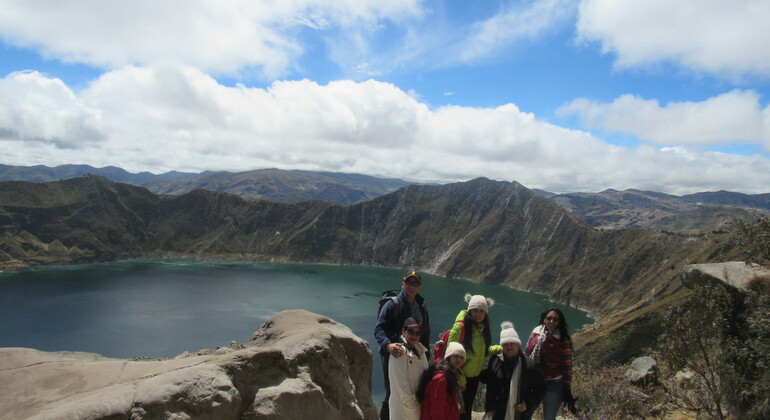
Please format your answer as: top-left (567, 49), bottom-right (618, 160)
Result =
top-left (389, 295), bottom-right (399, 321)
top-left (385, 295), bottom-right (401, 341)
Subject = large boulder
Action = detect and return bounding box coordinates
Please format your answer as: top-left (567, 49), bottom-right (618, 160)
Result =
top-left (0, 310), bottom-right (377, 420)
top-left (681, 261), bottom-right (770, 291)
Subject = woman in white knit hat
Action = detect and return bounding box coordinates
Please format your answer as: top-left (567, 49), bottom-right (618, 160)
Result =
top-left (447, 294), bottom-right (501, 420)
top-left (480, 322), bottom-right (545, 420)
top-left (418, 341), bottom-right (466, 420)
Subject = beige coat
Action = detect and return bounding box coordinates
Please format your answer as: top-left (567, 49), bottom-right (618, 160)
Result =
top-left (388, 336), bottom-right (429, 419)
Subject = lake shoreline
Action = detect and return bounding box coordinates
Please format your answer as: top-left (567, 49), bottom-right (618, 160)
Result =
top-left (2, 254), bottom-right (598, 320)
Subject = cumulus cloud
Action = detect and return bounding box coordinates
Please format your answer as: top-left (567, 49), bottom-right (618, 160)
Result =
top-left (558, 90), bottom-right (770, 148)
top-left (576, 0), bottom-right (770, 79)
top-left (2, 66), bottom-right (770, 194)
top-left (0, 0), bottom-right (424, 78)
top-left (0, 71), bottom-right (104, 147)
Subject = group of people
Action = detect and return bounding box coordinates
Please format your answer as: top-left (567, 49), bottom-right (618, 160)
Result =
top-left (374, 271), bottom-right (576, 420)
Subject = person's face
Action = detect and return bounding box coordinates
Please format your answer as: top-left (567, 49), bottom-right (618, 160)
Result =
top-left (404, 326), bottom-right (422, 346)
top-left (449, 354), bottom-right (465, 369)
top-left (544, 311), bottom-right (560, 332)
top-left (469, 308), bottom-right (486, 324)
top-left (402, 276), bottom-right (421, 297)
top-left (502, 342), bottom-right (520, 358)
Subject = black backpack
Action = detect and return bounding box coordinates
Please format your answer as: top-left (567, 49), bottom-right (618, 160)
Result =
top-left (377, 290), bottom-right (400, 320)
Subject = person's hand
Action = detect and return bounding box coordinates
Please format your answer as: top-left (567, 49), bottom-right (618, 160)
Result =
top-left (388, 343), bottom-right (405, 358)
top-left (514, 401), bottom-right (527, 412)
top-left (563, 386), bottom-right (578, 415)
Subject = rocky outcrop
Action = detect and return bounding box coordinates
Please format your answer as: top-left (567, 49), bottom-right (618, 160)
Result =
top-left (681, 261), bottom-right (770, 290)
top-left (0, 310), bottom-right (377, 420)
top-left (625, 356), bottom-right (658, 386)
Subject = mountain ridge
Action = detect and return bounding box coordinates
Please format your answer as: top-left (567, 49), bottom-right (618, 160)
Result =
top-left (546, 188), bottom-right (770, 230)
top-left (0, 164), bottom-right (412, 206)
top-left (0, 175), bottom-right (740, 319)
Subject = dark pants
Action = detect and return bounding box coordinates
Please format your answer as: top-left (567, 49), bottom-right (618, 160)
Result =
top-left (379, 353), bottom-right (390, 420)
top-left (460, 375), bottom-right (481, 420)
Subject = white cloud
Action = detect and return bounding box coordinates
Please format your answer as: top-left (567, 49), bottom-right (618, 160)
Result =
top-left (0, 0), bottom-right (425, 78)
top-left (1, 65), bottom-right (770, 194)
top-left (327, 0), bottom-right (576, 77)
top-left (0, 71), bottom-right (104, 147)
top-left (456, 0), bottom-right (576, 63)
top-left (577, 0), bottom-right (770, 79)
top-left (557, 90), bottom-right (770, 147)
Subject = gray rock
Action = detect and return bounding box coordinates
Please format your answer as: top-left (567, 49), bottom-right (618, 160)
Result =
top-left (0, 310), bottom-right (377, 420)
top-left (625, 356), bottom-right (658, 385)
top-left (673, 369), bottom-right (695, 385)
top-left (681, 261), bottom-right (770, 291)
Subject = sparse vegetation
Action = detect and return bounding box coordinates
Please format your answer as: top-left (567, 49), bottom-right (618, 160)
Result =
top-left (572, 363), bottom-right (658, 419)
top-left (734, 216), bottom-right (770, 265)
top-left (653, 282), bottom-right (770, 419)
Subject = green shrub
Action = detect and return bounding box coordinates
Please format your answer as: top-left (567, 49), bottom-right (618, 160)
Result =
top-left (655, 283), bottom-right (770, 419)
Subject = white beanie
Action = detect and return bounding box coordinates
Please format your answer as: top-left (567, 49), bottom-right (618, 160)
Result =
top-left (444, 341), bottom-right (466, 360)
top-left (499, 321), bottom-right (521, 346)
top-left (465, 293), bottom-right (495, 314)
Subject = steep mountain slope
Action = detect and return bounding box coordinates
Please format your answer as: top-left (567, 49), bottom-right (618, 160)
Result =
top-left (0, 176), bottom-right (738, 317)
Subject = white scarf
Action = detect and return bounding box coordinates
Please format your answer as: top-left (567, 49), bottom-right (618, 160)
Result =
top-left (504, 354), bottom-right (522, 420)
top-left (529, 325), bottom-right (561, 363)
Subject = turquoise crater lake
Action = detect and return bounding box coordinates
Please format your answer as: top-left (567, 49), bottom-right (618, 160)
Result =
top-left (0, 259), bottom-right (591, 402)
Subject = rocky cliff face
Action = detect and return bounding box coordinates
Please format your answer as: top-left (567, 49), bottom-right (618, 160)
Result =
top-left (0, 175), bottom-right (740, 316)
top-left (0, 310), bottom-right (377, 420)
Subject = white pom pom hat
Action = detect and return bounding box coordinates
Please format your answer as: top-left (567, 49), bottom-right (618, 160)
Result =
top-left (465, 293), bottom-right (495, 314)
top-left (499, 321), bottom-right (521, 346)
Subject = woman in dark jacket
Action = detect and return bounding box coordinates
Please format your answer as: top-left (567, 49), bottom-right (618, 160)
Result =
top-left (481, 322), bottom-right (545, 420)
top-left (524, 308), bottom-right (575, 420)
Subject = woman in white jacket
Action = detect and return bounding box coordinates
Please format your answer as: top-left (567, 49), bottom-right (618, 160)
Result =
top-left (388, 317), bottom-right (430, 419)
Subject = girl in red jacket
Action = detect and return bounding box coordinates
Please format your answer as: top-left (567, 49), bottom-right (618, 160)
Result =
top-left (419, 342), bottom-right (466, 420)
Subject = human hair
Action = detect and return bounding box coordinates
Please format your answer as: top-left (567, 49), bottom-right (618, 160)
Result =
top-left (538, 307), bottom-right (570, 340)
top-left (416, 359), bottom-right (460, 403)
top-left (462, 311), bottom-right (492, 356)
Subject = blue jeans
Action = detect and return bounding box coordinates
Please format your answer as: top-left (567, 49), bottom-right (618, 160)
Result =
top-left (542, 378), bottom-right (563, 420)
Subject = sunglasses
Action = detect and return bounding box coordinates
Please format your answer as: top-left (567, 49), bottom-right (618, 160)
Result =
top-left (545, 316), bottom-right (560, 322)
top-left (403, 279), bottom-right (421, 287)
top-left (405, 328), bottom-right (423, 336)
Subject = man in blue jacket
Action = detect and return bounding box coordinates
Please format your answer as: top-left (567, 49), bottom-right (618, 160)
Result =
top-left (374, 271), bottom-right (431, 420)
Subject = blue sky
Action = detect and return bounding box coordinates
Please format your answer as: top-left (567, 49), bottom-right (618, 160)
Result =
top-left (1, 0), bottom-right (769, 194)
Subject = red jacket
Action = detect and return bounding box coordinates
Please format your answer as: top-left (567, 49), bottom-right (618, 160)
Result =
top-left (421, 371), bottom-right (460, 420)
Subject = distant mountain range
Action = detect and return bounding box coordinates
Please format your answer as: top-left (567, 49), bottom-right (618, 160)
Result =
top-left (540, 189), bottom-right (770, 231)
top-left (2, 164), bottom-right (767, 231)
top-left (0, 164), bottom-right (412, 206)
